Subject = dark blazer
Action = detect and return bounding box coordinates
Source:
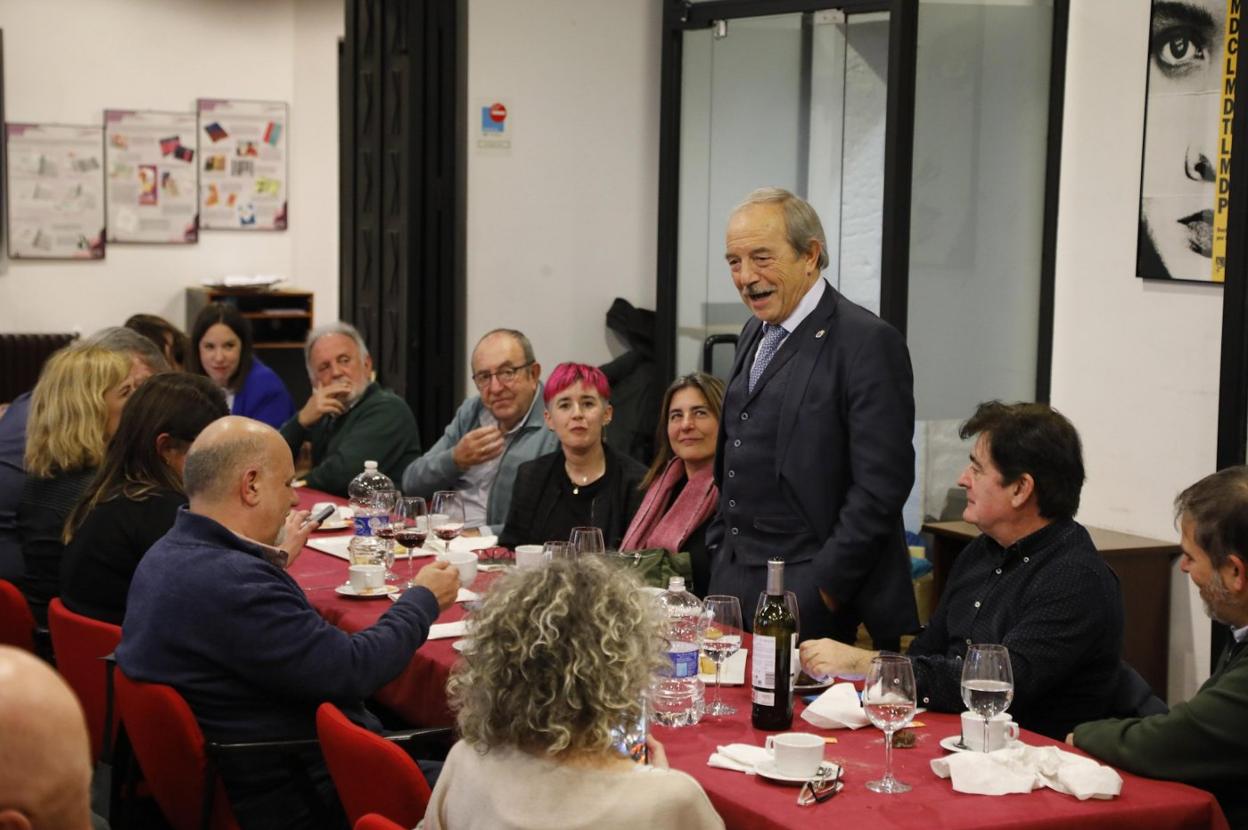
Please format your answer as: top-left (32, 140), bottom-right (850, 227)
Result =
top-left (499, 444), bottom-right (646, 550)
top-left (711, 281), bottom-right (919, 640)
top-left (232, 357), bottom-right (296, 429)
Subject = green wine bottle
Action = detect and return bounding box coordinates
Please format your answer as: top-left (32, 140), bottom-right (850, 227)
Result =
top-left (751, 558), bottom-right (795, 730)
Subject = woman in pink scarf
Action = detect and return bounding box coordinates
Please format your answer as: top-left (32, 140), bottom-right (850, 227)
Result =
top-left (622, 373), bottom-right (725, 596)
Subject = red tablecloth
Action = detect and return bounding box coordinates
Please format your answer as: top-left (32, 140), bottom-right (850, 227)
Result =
top-left (290, 490), bottom-right (1229, 830)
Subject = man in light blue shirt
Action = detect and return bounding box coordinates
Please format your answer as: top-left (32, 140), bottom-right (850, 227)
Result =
top-left (402, 329), bottom-right (559, 535)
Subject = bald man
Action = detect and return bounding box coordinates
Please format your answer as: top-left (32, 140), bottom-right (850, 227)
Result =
top-left (116, 416), bottom-right (459, 829)
top-left (0, 646), bottom-right (92, 830)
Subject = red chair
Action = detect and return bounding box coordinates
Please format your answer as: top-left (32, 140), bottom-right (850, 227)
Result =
top-left (316, 702), bottom-right (443, 828)
top-left (47, 598), bottom-right (122, 761)
top-left (355, 815), bottom-right (406, 830)
top-left (0, 579), bottom-right (35, 652)
top-left (114, 669), bottom-right (241, 830)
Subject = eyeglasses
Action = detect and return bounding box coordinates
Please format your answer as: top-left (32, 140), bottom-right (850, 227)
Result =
top-left (471, 362), bottom-right (533, 389)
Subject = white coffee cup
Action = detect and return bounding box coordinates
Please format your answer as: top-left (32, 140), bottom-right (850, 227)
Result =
top-left (439, 550), bottom-right (478, 587)
top-left (960, 711), bottom-right (1020, 751)
top-left (764, 732), bottom-right (825, 778)
top-left (348, 563), bottom-right (386, 593)
top-left (514, 545), bottom-right (545, 569)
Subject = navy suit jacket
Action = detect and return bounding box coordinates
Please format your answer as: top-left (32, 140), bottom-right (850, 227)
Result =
top-left (711, 281), bottom-right (919, 639)
top-left (232, 357), bottom-right (295, 429)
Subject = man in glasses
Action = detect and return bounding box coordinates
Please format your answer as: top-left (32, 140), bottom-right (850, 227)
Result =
top-left (403, 329), bottom-right (558, 535)
top-left (280, 321), bottom-right (422, 495)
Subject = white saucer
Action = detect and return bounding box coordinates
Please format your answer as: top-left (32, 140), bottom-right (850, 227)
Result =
top-left (753, 758), bottom-right (840, 785)
top-left (451, 639), bottom-right (471, 653)
top-left (335, 584), bottom-right (400, 599)
top-left (940, 734), bottom-right (1018, 753)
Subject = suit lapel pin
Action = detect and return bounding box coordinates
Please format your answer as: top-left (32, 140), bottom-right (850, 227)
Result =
top-left (815, 329), bottom-right (826, 339)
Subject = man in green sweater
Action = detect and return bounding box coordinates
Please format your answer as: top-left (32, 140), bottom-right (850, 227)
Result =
top-left (1071, 466), bottom-right (1248, 828)
top-left (279, 322), bottom-right (421, 496)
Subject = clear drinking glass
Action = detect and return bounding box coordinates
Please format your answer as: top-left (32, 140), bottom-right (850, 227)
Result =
top-left (961, 643), bottom-right (1015, 753)
top-left (373, 488), bottom-right (400, 581)
top-left (430, 491), bottom-right (465, 546)
top-left (568, 527), bottom-right (605, 556)
top-left (394, 496), bottom-right (428, 589)
top-left (542, 540), bottom-right (574, 560)
top-left (700, 595), bottom-right (743, 717)
top-left (863, 654), bottom-right (917, 794)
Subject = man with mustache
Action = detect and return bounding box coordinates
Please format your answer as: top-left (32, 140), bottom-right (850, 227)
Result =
top-left (279, 321), bottom-right (422, 496)
top-left (708, 187), bottom-right (917, 646)
top-left (1071, 466), bottom-right (1248, 827)
top-left (403, 329), bottom-right (559, 535)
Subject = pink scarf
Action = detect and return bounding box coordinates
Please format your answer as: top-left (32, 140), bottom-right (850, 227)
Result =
top-left (621, 458), bottom-right (718, 554)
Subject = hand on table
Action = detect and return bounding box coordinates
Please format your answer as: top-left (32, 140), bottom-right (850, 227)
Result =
top-left (412, 560), bottom-right (460, 610)
top-left (277, 509), bottom-right (315, 569)
top-left (1065, 732), bottom-right (1076, 747)
top-left (799, 638), bottom-right (876, 679)
top-left (451, 425), bottom-right (505, 469)
top-left (297, 378), bottom-right (353, 427)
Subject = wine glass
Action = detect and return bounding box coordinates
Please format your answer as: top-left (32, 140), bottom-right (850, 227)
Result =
top-left (568, 527), bottom-right (605, 556)
top-left (863, 654), bottom-right (917, 794)
top-left (373, 488), bottom-right (400, 581)
top-left (700, 595), bottom-right (743, 717)
top-left (542, 540), bottom-right (573, 560)
top-left (394, 496), bottom-right (428, 589)
top-left (961, 643), bottom-right (1014, 753)
top-left (430, 491), bottom-right (465, 548)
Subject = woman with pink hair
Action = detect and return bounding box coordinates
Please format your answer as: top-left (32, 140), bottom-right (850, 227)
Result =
top-left (498, 363), bottom-right (646, 550)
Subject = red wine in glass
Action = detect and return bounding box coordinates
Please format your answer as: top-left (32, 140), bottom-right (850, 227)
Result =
top-left (375, 524), bottom-right (398, 541)
top-left (396, 528), bottom-right (426, 548)
top-left (433, 523), bottom-right (464, 541)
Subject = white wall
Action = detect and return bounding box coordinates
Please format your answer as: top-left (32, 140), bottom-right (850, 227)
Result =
top-left (464, 0), bottom-right (660, 374)
top-left (1053, 0), bottom-right (1222, 700)
top-left (0, 0), bottom-right (342, 335)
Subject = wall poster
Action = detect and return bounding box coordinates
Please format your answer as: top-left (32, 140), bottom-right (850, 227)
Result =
top-left (5, 123), bottom-right (105, 259)
top-left (1137, 0), bottom-right (1238, 283)
top-left (197, 98), bottom-right (288, 231)
top-left (105, 110), bottom-right (199, 243)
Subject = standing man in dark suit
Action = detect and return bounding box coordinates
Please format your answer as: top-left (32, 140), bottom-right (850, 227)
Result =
top-left (708, 187), bottom-right (918, 646)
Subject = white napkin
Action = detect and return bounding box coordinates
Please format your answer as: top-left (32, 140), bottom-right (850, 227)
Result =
top-left (698, 649), bottom-right (748, 685)
top-left (424, 535), bottom-right (500, 554)
top-left (458, 588), bottom-right (480, 603)
top-left (427, 621), bottom-right (468, 640)
top-left (306, 535), bottom-right (430, 561)
top-left (800, 682), bottom-right (870, 730)
top-left (931, 744), bottom-right (1123, 800)
top-left (707, 743), bottom-right (771, 774)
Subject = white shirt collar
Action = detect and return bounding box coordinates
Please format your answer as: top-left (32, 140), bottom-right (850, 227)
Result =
top-left (1233, 624), bottom-right (1248, 644)
top-left (774, 276), bottom-right (826, 335)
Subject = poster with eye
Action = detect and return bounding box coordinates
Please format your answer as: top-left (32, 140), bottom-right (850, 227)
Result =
top-left (1137, 0), bottom-right (1238, 283)
top-left (5, 123), bottom-right (105, 259)
top-left (104, 110), bottom-right (199, 243)
top-left (197, 99), bottom-right (288, 230)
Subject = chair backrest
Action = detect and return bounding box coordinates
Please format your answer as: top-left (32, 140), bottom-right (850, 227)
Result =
top-left (114, 669), bottom-right (238, 830)
top-left (316, 702), bottom-right (432, 828)
top-left (47, 598), bottom-right (122, 761)
top-left (0, 579), bottom-right (35, 652)
top-left (354, 815), bottom-right (406, 830)
top-left (1109, 659), bottom-right (1170, 718)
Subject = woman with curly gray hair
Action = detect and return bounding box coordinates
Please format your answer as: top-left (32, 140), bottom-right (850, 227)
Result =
top-left (421, 557), bottom-right (724, 829)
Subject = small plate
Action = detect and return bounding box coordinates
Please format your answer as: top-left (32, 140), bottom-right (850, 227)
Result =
top-left (940, 735), bottom-right (972, 753)
top-left (451, 639), bottom-right (471, 653)
top-left (314, 519), bottom-right (352, 532)
top-left (335, 584), bottom-right (400, 599)
top-left (793, 674), bottom-right (835, 694)
top-left (754, 758), bottom-right (840, 785)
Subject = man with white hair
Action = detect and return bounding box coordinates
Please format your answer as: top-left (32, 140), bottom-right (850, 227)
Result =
top-left (0, 645), bottom-right (93, 830)
top-left (279, 322), bottom-right (422, 495)
top-left (117, 416), bottom-right (459, 827)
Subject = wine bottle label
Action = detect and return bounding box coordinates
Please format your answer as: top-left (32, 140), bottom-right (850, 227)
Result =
top-left (752, 634), bottom-right (777, 689)
top-left (752, 688), bottom-right (775, 706)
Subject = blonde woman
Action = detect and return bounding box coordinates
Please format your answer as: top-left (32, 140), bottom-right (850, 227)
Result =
top-left (18, 345), bottom-right (139, 626)
top-left (423, 557), bottom-right (724, 830)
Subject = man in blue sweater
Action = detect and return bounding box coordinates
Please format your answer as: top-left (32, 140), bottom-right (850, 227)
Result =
top-left (117, 416), bottom-right (459, 829)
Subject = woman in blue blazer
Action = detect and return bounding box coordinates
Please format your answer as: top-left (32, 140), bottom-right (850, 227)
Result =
top-left (188, 302), bottom-right (295, 429)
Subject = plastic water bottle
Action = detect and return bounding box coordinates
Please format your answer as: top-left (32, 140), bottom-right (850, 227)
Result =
top-left (346, 461), bottom-right (393, 564)
top-left (649, 576), bottom-right (705, 727)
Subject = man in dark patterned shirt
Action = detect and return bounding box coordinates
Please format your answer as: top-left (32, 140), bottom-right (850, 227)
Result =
top-left (801, 401), bottom-right (1124, 738)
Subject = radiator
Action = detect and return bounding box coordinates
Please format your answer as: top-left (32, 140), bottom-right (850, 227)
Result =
top-left (0, 333), bottom-right (79, 404)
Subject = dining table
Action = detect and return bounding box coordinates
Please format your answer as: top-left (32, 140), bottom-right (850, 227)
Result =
top-left (289, 488), bottom-right (1229, 830)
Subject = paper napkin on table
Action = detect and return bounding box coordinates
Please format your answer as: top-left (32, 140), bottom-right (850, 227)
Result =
top-left (427, 621), bottom-right (468, 640)
top-left (423, 535), bottom-right (499, 555)
top-left (707, 743), bottom-right (771, 774)
top-left (930, 744), bottom-right (1122, 800)
top-left (800, 682), bottom-right (870, 729)
top-left (457, 588), bottom-right (480, 603)
top-left (698, 649), bottom-right (748, 685)
top-left (306, 535), bottom-right (432, 561)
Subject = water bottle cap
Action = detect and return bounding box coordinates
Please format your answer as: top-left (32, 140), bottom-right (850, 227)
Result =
top-left (364, 460), bottom-right (378, 470)
top-left (668, 576), bottom-right (686, 592)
